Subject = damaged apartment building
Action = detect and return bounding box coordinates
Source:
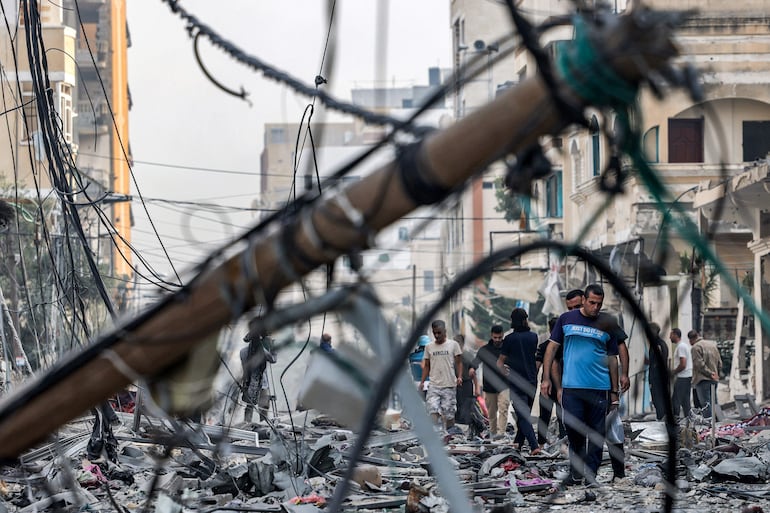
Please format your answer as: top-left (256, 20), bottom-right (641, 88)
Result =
top-left (446, 0), bottom-right (770, 414)
top-left (5, 4), bottom-right (770, 513)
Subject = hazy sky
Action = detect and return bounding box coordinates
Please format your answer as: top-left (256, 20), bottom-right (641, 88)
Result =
top-left (126, 1), bottom-right (452, 282)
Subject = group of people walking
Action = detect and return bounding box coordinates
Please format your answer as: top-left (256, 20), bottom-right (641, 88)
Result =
top-left (239, 283), bottom-right (721, 489)
top-left (418, 283), bottom-right (724, 487)
top-left (419, 284), bottom-right (632, 486)
top-left (669, 328), bottom-right (723, 419)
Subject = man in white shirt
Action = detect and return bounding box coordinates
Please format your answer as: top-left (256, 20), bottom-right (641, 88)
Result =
top-left (670, 328), bottom-right (692, 418)
top-left (419, 320), bottom-right (463, 430)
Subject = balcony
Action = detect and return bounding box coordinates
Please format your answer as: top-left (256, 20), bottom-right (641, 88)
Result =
top-left (75, 102), bottom-right (110, 133)
top-left (650, 162), bottom-right (746, 181)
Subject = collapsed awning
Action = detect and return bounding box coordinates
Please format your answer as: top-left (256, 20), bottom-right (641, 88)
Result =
top-left (694, 160), bottom-right (770, 220)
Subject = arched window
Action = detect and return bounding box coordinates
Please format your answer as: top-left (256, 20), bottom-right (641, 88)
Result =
top-left (643, 126), bottom-right (659, 163)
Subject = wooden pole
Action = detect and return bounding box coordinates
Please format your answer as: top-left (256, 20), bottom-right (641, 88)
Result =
top-left (0, 9), bottom-right (681, 460)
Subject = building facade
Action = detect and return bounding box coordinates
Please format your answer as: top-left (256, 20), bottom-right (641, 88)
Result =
top-left (73, 0), bottom-right (133, 282)
top-left (447, 0), bottom-right (770, 410)
top-left (0, 0), bottom-right (132, 285)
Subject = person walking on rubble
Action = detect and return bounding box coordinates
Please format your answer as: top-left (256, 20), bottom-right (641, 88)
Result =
top-left (536, 289), bottom-right (594, 447)
top-left (419, 320), bottom-right (463, 431)
top-left (670, 328), bottom-right (692, 418)
top-left (645, 322), bottom-right (670, 421)
top-left (536, 318), bottom-right (567, 446)
top-left (240, 334), bottom-right (277, 424)
top-left (552, 289), bottom-right (629, 480)
top-left (689, 330), bottom-right (722, 418)
top-left (473, 325), bottom-right (510, 437)
top-left (606, 323), bottom-right (629, 481)
top-left (569, 287), bottom-right (630, 395)
top-left (541, 284), bottom-right (620, 486)
top-left (498, 308), bottom-right (540, 455)
top-left (454, 334), bottom-right (479, 425)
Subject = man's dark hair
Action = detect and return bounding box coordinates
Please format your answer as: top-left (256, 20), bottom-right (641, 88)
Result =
top-left (649, 322), bottom-right (661, 336)
top-left (687, 330), bottom-right (699, 341)
top-left (548, 317), bottom-right (558, 332)
top-left (565, 289), bottom-right (585, 301)
top-left (431, 319), bottom-right (446, 331)
top-left (491, 325), bottom-right (504, 334)
top-left (584, 284), bottom-right (605, 298)
top-left (510, 308), bottom-right (529, 331)
top-left (671, 328), bottom-right (682, 338)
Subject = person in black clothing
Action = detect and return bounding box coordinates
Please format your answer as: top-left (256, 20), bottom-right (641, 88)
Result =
top-left (536, 317), bottom-right (566, 445)
top-left (472, 325), bottom-right (510, 436)
top-left (607, 321), bottom-right (629, 480)
top-left (241, 334), bottom-right (277, 423)
top-left (645, 322), bottom-right (670, 421)
top-left (498, 308), bottom-right (540, 454)
top-left (454, 334), bottom-right (478, 424)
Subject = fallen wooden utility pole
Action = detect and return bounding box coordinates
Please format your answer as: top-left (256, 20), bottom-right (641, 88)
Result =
top-left (0, 8), bottom-right (683, 460)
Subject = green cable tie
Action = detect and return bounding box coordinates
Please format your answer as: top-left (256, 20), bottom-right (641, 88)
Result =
top-left (557, 17), bottom-right (638, 109)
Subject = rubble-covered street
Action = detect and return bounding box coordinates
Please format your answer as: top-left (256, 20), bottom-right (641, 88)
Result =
top-left (2, 3), bottom-right (770, 513)
top-left (4, 403), bottom-right (770, 513)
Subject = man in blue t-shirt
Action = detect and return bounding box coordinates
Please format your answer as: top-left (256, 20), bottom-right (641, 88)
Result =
top-left (541, 284), bottom-right (619, 486)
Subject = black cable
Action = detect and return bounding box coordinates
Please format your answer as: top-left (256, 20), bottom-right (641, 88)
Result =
top-left (139, 446), bottom-right (172, 513)
top-left (22, 2), bottom-right (105, 322)
top-left (77, 152), bottom-right (267, 177)
top-left (316, 0), bottom-right (337, 81)
top-left (73, 0), bottom-right (183, 286)
top-left (271, 1), bottom-right (339, 460)
top-left (192, 32), bottom-right (250, 104)
top-left (0, 96), bottom-right (35, 117)
top-left (0, 122), bottom-right (45, 369)
top-left (277, 330), bottom-right (312, 473)
top-left (185, 25), bottom-right (517, 284)
top-left (0, 1), bottom-right (72, 342)
top-left (160, 0), bottom-right (432, 136)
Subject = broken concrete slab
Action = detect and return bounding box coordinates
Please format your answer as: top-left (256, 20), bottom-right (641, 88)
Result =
top-left (249, 458), bottom-right (276, 496)
top-left (350, 464), bottom-right (382, 488)
top-left (712, 457), bottom-right (768, 482)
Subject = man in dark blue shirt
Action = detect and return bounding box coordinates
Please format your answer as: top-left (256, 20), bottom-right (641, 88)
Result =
top-left (498, 308), bottom-right (540, 454)
top-left (541, 284), bottom-right (619, 486)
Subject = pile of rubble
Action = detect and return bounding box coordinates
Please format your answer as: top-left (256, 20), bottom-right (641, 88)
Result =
top-left (2, 407), bottom-right (770, 513)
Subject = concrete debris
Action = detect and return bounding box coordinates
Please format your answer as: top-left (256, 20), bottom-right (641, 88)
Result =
top-left (633, 463), bottom-right (663, 487)
top-left (712, 457), bottom-right (768, 482)
top-left (4, 406), bottom-right (770, 513)
top-left (351, 464), bottom-right (382, 489)
top-left (249, 458), bottom-right (277, 495)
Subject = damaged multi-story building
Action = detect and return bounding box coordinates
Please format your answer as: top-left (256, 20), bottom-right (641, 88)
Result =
top-left (446, 0), bottom-right (770, 412)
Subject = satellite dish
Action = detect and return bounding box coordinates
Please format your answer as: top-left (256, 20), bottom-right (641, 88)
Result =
top-left (473, 39), bottom-right (486, 51)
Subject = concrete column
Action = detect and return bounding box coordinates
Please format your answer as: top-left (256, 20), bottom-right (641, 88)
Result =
top-left (677, 274), bottom-right (694, 336)
top-left (748, 237), bottom-right (770, 402)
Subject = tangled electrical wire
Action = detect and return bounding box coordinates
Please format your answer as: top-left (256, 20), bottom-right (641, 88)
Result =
top-left (0, 2), bottom-right (765, 513)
